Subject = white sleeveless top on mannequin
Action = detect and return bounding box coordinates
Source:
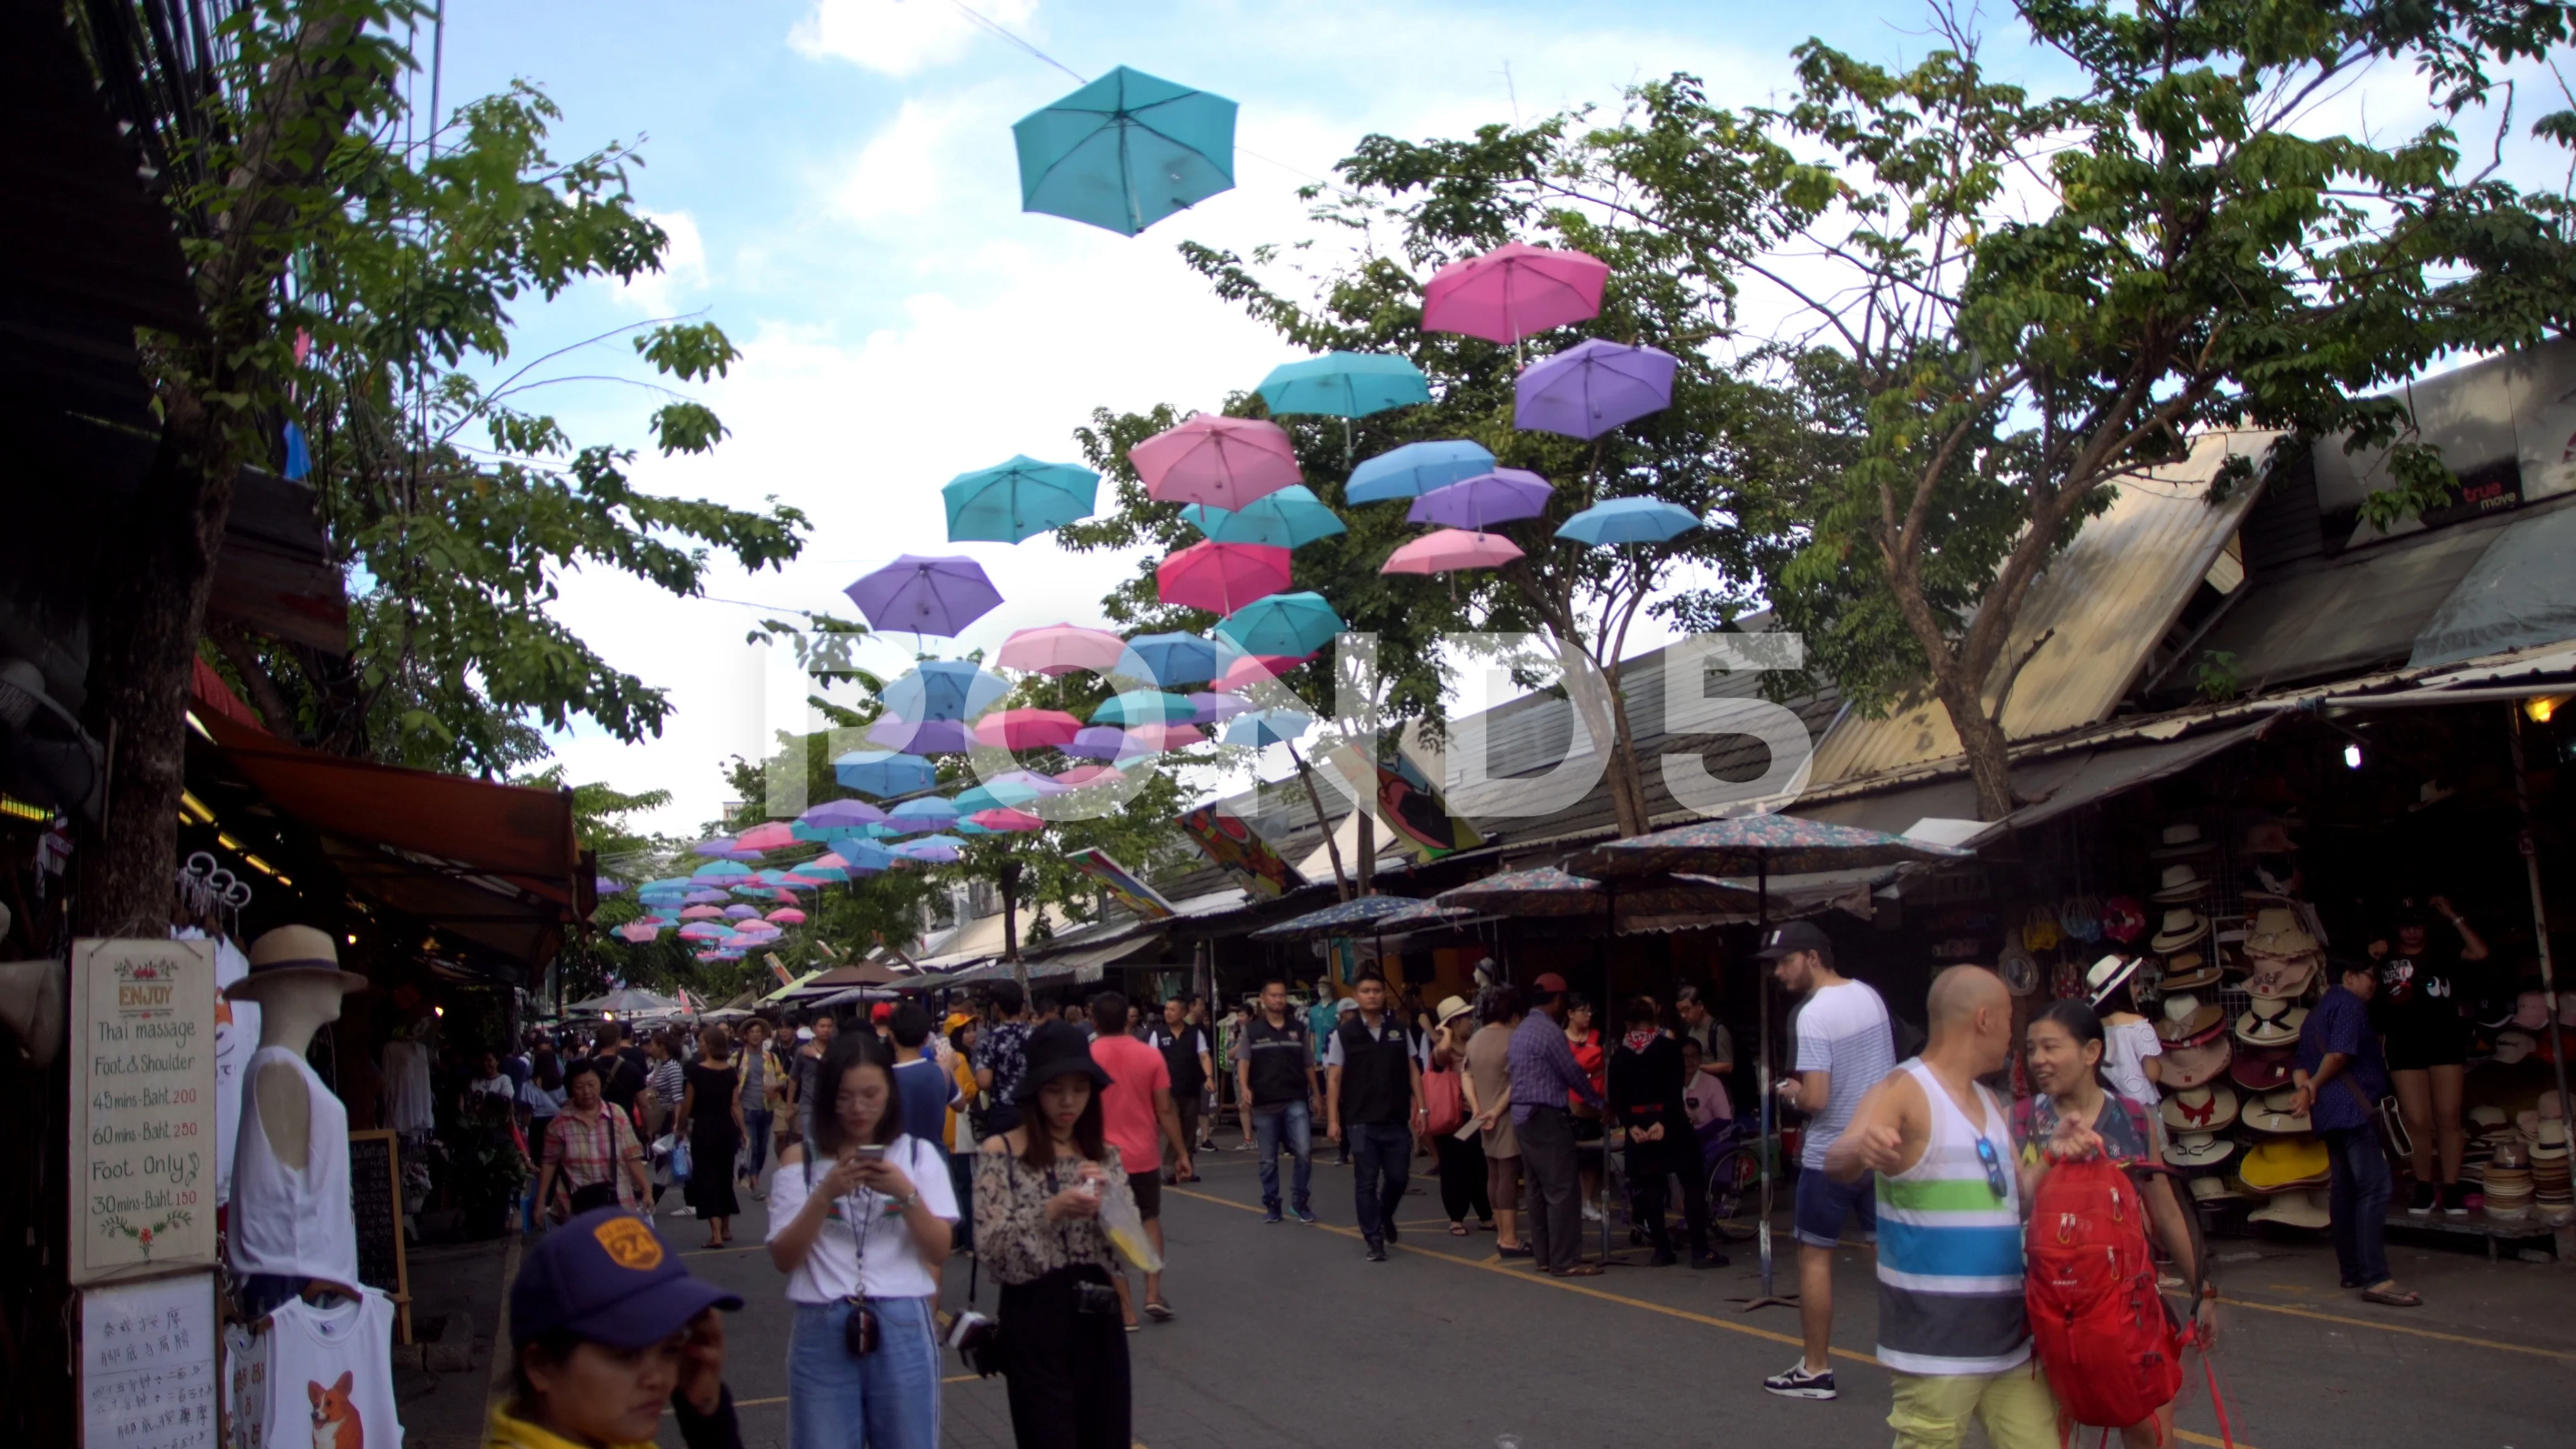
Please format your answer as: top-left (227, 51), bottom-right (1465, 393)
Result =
top-left (230, 1045), bottom-right (360, 1287)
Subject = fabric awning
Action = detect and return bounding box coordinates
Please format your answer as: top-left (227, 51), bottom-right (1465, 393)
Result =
top-left (2410, 505), bottom-right (2576, 669)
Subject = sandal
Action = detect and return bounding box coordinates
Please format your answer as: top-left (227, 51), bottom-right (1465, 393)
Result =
top-left (1553, 1263), bottom-right (1605, 1278)
top-left (2362, 1284), bottom-right (2423, 1307)
top-left (1143, 1299), bottom-right (1175, 1322)
top-left (1497, 1243), bottom-right (1534, 1258)
top-left (1449, 1223), bottom-right (1471, 1237)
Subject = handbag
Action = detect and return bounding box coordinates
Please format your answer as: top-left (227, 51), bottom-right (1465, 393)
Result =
top-left (1423, 1058), bottom-right (1465, 1137)
top-left (2340, 1075), bottom-right (2413, 1161)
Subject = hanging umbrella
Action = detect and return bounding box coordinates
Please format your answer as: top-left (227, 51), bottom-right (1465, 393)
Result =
top-left (989, 769), bottom-right (1074, 797)
top-left (1221, 708), bottom-right (1312, 747)
top-left (973, 708), bottom-right (1083, 752)
top-left (1407, 469), bottom-right (1553, 530)
top-left (767, 910), bottom-right (808, 928)
top-left (1179, 486), bottom-right (1346, 548)
top-left (1215, 591), bottom-right (1343, 658)
top-left (640, 876), bottom-right (694, 894)
top-left (1213, 652), bottom-right (1315, 692)
top-left (1382, 529), bottom-right (1525, 575)
top-left (1568, 816), bottom-right (1970, 1303)
top-left (843, 555), bottom-right (1003, 637)
top-left (831, 841), bottom-right (901, 874)
top-left (968, 808), bottom-right (1048, 833)
top-left (1190, 692), bottom-right (1253, 724)
top-left (679, 905), bottom-right (724, 921)
top-left (1558, 497), bottom-right (1700, 546)
top-left (1131, 416), bottom-right (1301, 509)
top-left (893, 835), bottom-right (967, 863)
top-left (722, 904), bottom-right (759, 919)
top-left (1141, 721), bottom-right (1207, 749)
top-left (1515, 338), bottom-right (1679, 439)
top-left (1255, 352), bottom-right (1431, 418)
top-left (881, 660), bottom-right (1013, 721)
top-left (1119, 632), bottom-right (1224, 689)
top-left (1012, 65), bottom-right (1236, 236)
top-left (941, 455), bottom-right (1101, 543)
top-left (889, 796), bottom-right (962, 828)
top-left (1421, 242), bottom-right (1610, 345)
top-left (1063, 726), bottom-right (1150, 761)
top-left (833, 749), bottom-right (938, 797)
top-left (1092, 690), bottom-right (1197, 727)
top-left (792, 862), bottom-right (850, 883)
top-left (1053, 764), bottom-right (1127, 788)
top-left (869, 716), bottom-right (975, 755)
top-left (682, 889), bottom-right (728, 905)
top-left (691, 837), bottom-right (757, 860)
top-left (955, 780), bottom-right (1045, 814)
top-left (614, 922), bottom-right (662, 944)
top-left (734, 821), bottom-right (797, 852)
top-left (1346, 440), bottom-right (1496, 503)
top-left (1157, 540), bottom-right (1292, 614)
top-left (997, 623), bottom-right (1128, 676)
top-left (689, 860), bottom-right (755, 884)
top-left (677, 923), bottom-right (733, 942)
top-left (800, 799), bottom-right (887, 830)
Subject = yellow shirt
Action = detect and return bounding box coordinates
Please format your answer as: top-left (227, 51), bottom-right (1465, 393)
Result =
top-left (946, 1053), bottom-right (978, 1150)
top-left (485, 1402), bottom-right (651, 1449)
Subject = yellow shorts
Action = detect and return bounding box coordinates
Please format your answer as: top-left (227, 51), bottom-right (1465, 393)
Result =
top-left (1887, 1361), bottom-right (2057, 1449)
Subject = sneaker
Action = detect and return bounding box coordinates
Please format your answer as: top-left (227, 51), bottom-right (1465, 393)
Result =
top-left (2407, 1182), bottom-right (2438, 1216)
top-left (1763, 1363), bottom-right (1837, 1401)
top-left (1582, 1201), bottom-right (1604, 1223)
top-left (1289, 1205), bottom-right (1318, 1224)
top-left (2441, 1185), bottom-right (2468, 1217)
top-left (1263, 1208), bottom-right (1284, 1224)
top-left (1365, 1241), bottom-right (1388, 1262)
top-left (1383, 1220), bottom-right (1399, 1244)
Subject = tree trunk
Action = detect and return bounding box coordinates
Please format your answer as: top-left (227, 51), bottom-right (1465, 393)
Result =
top-left (1928, 667), bottom-right (2018, 821)
top-left (1285, 742), bottom-right (1350, 901)
top-left (1355, 809), bottom-right (1375, 897)
top-left (1559, 650), bottom-right (1650, 837)
top-left (999, 860), bottom-right (1022, 962)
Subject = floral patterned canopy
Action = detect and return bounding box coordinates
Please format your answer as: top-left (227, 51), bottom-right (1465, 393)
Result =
top-left (1249, 894), bottom-right (1468, 941)
top-left (1567, 815), bottom-right (1968, 882)
top-left (1435, 866), bottom-right (1764, 919)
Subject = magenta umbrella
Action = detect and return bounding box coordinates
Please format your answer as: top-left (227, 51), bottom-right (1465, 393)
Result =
top-left (1131, 722), bottom-right (1208, 750)
top-left (1054, 764), bottom-right (1127, 788)
top-left (1382, 529), bottom-right (1526, 575)
top-left (1212, 652), bottom-right (1314, 692)
top-left (973, 709), bottom-right (1084, 751)
top-left (1422, 242), bottom-right (1609, 345)
top-left (679, 905), bottom-right (724, 921)
top-left (967, 808), bottom-right (1048, 833)
top-left (735, 821), bottom-right (797, 852)
top-left (843, 555), bottom-right (1003, 637)
top-left (1156, 540), bottom-right (1292, 614)
top-left (996, 623), bottom-right (1126, 676)
top-left (1131, 416), bottom-right (1301, 509)
top-left (1407, 469), bottom-right (1553, 530)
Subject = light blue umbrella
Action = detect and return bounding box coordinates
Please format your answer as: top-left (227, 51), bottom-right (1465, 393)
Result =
top-left (1557, 497), bottom-right (1701, 545)
top-left (1092, 691), bottom-right (1197, 726)
top-left (830, 840), bottom-right (901, 874)
top-left (880, 661), bottom-right (1011, 722)
top-left (955, 780), bottom-right (1043, 816)
top-left (1215, 591), bottom-right (1344, 658)
top-left (1223, 709), bottom-right (1313, 747)
top-left (1256, 352), bottom-right (1430, 419)
top-left (894, 835), bottom-right (967, 863)
top-left (942, 456), bottom-right (1101, 543)
top-left (793, 863), bottom-right (851, 883)
top-left (1346, 440), bottom-right (1497, 503)
top-left (889, 796), bottom-right (963, 829)
top-left (1013, 66), bottom-right (1236, 236)
top-left (833, 750), bottom-right (937, 797)
top-left (1179, 486), bottom-right (1348, 548)
top-left (689, 860), bottom-right (754, 884)
top-left (1118, 632), bottom-right (1224, 688)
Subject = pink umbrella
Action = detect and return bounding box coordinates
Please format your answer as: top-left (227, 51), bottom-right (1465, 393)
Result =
top-left (1214, 652), bottom-right (1316, 692)
top-left (809, 852), bottom-right (851, 870)
top-left (779, 874), bottom-right (826, 888)
top-left (1382, 529), bottom-right (1526, 575)
top-left (767, 908), bottom-right (808, 924)
top-left (679, 905), bottom-right (724, 921)
top-left (1421, 242), bottom-right (1609, 345)
top-left (735, 821), bottom-right (797, 852)
top-left (1131, 722), bottom-right (1208, 750)
top-left (1157, 541), bottom-right (1292, 614)
top-left (973, 708), bottom-right (1084, 751)
top-left (1131, 416), bottom-right (1302, 509)
top-left (967, 808), bottom-right (1048, 833)
top-left (616, 922), bottom-right (662, 943)
top-left (997, 623), bottom-right (1127, 676)
top-left (1053, 764), bottom-right (1127, 788)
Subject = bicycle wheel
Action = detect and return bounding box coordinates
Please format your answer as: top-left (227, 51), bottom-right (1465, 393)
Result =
top-left (1707, 1145), bottom-right (1763, 1224)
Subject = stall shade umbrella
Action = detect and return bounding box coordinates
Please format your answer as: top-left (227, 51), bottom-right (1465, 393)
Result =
top-left (1558, 497), bottom-right (1700, 546)
top-left (1569, 815), bottom-right (1969, 1304)
top-left (1250, 895), bottom-right (1469, 941)
top-left (833, 750), bottom-right (938, 797)
top-left (1255, 352), bottom-right (1431, 418)
top-left (941, 456), bottom-right (1101, 543)
top-left (1381, 529), bottom-right (1525, 576)
top-left (997, 623), bottom-right (1128, 677)
top-left (1157, 540), bottom-right (1292, 614)
top-left (1131, 416), bottom-right (1301, 509)
top-left (1221, 708), bottom-right (1312, 747)
top-left (1214, 592), bottom-right (1343, 658)
top-left (1119, 632), bottom-right (1225, 689)
top-left (1346, 440), bottom-right (1496, 504)
top-left (1407, 469), bottom-right (1553, 530)
top-left (1422, 242), bottom-right (1610, 345)
top-left (880, 660), bottom-right (1012, 721)
top-left (868, 716), bottom-right (974, 755)
top-left (1013, 65), bottom-right (1236, 236)
top-left (972, 709), bottom-right (1083, 752)
top-left (1179, 486), bottom-right (1346, 548)
top-left (843, 555), bottom-right (1003, 637)
top-left (1514, 338), bottom-right (1679, 440)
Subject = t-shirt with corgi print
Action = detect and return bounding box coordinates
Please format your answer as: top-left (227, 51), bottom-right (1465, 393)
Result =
top-left (223, 1289), bottom-right (401, 1449)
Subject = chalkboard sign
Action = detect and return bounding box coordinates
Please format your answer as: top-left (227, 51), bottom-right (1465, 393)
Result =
top-left (345, 1130), bottom-right (411, 1343)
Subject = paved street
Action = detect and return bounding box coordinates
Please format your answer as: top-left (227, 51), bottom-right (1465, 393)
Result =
top-left (577, 1148), bottom-right (2576, 1449)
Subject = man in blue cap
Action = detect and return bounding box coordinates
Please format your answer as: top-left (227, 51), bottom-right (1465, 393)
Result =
top-left (489, 1207), bottom-right (747, 1449)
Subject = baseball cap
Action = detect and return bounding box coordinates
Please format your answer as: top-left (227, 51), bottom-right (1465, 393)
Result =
top-left (872, 1002), bottom-right (896, 1023)
top-left (1753, 921), bottom-right (1833, 960)
top-left (1530, 972), bottom-right (1569, 1001)
top-left (511, 1208), bottom-right (742, 1350)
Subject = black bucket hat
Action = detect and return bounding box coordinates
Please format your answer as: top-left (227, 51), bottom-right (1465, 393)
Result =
top-left (1013, 1019), bottom-right (1113, 1104)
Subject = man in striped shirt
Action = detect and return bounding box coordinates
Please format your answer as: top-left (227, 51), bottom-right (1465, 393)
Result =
top-left (1826, 966), bottom-right (2053, 1449)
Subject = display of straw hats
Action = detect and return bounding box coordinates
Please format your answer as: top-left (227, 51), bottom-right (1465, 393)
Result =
top-left (2189, 1175), bottom-right (2244, 1204)
top-left (2151, 863), bottom-right (2212, 903)
top-left (2165, 1131), bottom-right (2236, 1169)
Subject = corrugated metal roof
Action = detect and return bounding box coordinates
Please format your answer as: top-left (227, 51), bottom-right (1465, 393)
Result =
top-left (1809, 430), bottom-right (2279, 786)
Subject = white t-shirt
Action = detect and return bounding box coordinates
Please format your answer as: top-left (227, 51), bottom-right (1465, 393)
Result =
top-left (2102, 1018), bottom-right (2162, 1105)
top-left (226, 1289), bottom-right (403, 1449)
top-left (1791, 979), bottom-right (1896, 1167)
top-left (764, 1135), bottom-right (957, 1302)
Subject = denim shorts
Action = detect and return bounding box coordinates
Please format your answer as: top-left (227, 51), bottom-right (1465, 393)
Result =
top-left (1792, 1166), bottom-right (1877, 1248)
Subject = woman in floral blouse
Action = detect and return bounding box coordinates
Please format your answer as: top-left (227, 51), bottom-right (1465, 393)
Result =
top-left (974, 1020), bottom-right (1136, 1449)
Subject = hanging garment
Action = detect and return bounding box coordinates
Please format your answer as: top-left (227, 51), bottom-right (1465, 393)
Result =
top-left (230, 1045), bottom-right (360, 1289)
top-left (224, 1292), bottom-right (402, 1449)
top-left (214, 938), bottom-right (261, 1206)
top-left (380, 1041), bottom-right (435, 1135)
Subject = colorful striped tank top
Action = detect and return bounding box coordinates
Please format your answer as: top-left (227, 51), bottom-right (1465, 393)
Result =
top-left (1874, 1059), bottom-right (2031, 1375)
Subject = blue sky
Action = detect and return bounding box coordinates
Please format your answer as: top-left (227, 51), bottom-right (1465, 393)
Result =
top-left (423, 1), bottom-right (2555, 835)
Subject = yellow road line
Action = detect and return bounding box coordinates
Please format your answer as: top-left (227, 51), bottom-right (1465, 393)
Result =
top-left (2213, 1295), bottom-right (2576, 1361)
top-left (733, 1374), bottom-right (985, 1410)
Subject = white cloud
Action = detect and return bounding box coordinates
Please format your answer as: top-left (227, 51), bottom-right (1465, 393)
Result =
top-left (789, 0), bottom-right (1040, 79)
top-left (612, 209), bottom-right (708, 316)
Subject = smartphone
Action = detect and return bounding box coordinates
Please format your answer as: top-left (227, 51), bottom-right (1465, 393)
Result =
top-left (852, 1143), bottom-right (889, 1162)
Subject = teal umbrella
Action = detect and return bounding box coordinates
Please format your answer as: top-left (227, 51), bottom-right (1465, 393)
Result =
top-left (1256, 352), bottom-right (1430, 419)
top-left (1346, 440), bottom-right (1496, 503)
top-left (1013, 66), bottom-right (1237, 236)
top-left (942, 456), bottom-right (1101, 543)
top-left (1215, 591), bottom-right (1343, 658)
top-left (1179, 485), bottom-right (1348, 548)
top-left (1557, 497), bottom-right (1699, 545)
top-left (1091, 690), bottom-right (1197, 726)
top-left (1222, 709), bottom-right (1312, 747)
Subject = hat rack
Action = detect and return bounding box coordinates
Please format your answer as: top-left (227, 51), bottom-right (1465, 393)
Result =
top-left (174, 850), bottom-right (253, 935)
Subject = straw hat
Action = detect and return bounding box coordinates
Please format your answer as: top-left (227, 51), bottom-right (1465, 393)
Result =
top-left (2158, 951), bottom-right (2221, 992)
top-left (2231, 1041), bottom-right (2297, 1093)
top-left (2247, 1188), bottom-right (2331, 1230)
top-left (2242, 1087), bottom-right (2314, 1135)
top-left (2243, 821), bottom-right (2299, 854)
top-left (2239, 1138), bottom-right (2331, 1193)
top-left (2151, 863), bottom-right (2212, 904)
top-left (2165, 1131), bottom-right (2236, 1169)
top-left (2084, 953), bottom-right (2141, 1007)
top-left (2162, 1035), bottom-right (2234, 1089)
top-left (2235, 1001), bottom-right (2309, 1047)
top-left (1434, 995), bottom-right (1474, 1028)
top-left (2150, 823), bottom-right (2214, 858)
top-left (2160, 1084), bottom-right (2241, 1135)
top-left (2189, 1175), bottom-right (2243, 1204)
top-left (224, 924), bottom-right (368, 1001)
top-left (2150, 908), bottom-right (2211, 954)
top-left (2245, 955), bottom-right (2318, 1002)
top-left (2156, 992), bottom-right (2224, 1046)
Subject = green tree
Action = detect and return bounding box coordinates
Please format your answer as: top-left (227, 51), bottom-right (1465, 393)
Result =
top-left (1748, 1), bottom-right (2576, 817)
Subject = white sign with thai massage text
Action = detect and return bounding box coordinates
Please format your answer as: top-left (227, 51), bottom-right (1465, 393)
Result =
top-left (70, 938), bottom-right (219, 1284)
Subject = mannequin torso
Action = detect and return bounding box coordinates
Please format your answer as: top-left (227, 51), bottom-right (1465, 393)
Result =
top-left (251, 978), bottom-right (345, 1165)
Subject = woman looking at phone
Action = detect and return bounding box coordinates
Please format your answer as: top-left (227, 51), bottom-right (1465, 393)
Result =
top-left (767, 1033), bottom-right (955, 1449)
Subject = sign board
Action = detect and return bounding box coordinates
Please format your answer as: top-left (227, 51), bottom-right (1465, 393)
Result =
top-left (1063, 847), bottom-right (1178, 920)
top-left (1175, 805), bottom-right (1302, 899)
top-left (345, 1130), bottom-right (413, 1343)
top-left (70, 939), bottom-right (219, 1284)
top-left (79, 1271), bottom-right (217, 1449)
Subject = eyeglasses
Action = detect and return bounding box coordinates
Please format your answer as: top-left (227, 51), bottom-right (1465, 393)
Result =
top-left (1974, 1135), bottom-right (2009, 1200)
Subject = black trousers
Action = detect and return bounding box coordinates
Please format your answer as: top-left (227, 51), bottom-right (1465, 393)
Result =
top-left (1625, 1133), bottom-right (1709, 1256)
top-left (1519, 1106), bottom-right (1583, 1272)
top-left (999, 1267), bottom-right (1131, 1449)
top-left (1435, 1130), bottom-right (1492, 1223)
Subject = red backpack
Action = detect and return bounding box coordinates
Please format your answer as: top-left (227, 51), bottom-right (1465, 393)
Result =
top-left (2023, 1153), bottom-right (2187, 1436)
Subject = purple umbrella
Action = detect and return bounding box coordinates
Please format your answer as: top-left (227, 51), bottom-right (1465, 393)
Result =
top-left (800, 799), bottom-right (887, 828)
top-left (1514, 338), bottom-right (1677, 439)
top-left (721, 904), bottom-right (759, 919)
top-left (1190, 692), bottom-right (1253, 724)
top-left (843, 555), bottom-right (1003, 637)
top-left (1065, 726), bottom-right (1150, 760)
top-left (1407, 469), bottom-right (1553, 531)
top-left (682, 889), bottom-right (729, 905)
top-left (868, 716), bottom-right (975, 754)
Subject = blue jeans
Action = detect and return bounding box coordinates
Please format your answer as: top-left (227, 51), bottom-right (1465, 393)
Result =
top-left (743, 1109), bottom-right (774, 1181)
top-left (1350, 1122), bottom-right (1413, 1245)
top-left (2324, 1125), bottom-right (2392, 1287)
top-left (1252, 1100), bottom-right (1313, 1213)
top-left (787, 1296), bottom-right (942, 1449)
